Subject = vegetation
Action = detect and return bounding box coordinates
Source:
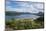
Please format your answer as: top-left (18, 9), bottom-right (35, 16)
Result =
top-left (34, 16), bottom-right (44, 28)
top-left (5, 17), bottom-right (44, 30)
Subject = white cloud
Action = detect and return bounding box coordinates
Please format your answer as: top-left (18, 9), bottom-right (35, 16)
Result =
top-left (6, 6), bottom-right (16, 11)
top-left (32, 3), bottom-right (44, 10)
top-left (6, 5), bottom-right (40, 13)
top-left (6, 1), bottom-right (44, 13)
top-left (9, 0), bottom-right (43, 2)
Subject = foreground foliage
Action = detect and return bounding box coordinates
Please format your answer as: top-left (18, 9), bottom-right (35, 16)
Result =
top-left (5, 18), bottom-right (44, 30)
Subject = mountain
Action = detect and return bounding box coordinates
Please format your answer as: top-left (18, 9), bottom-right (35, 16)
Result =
top-left (5, 11), bottom-right (44, 16)
top-left (5, 11), bottom-right (31, 16)
top-left (34, 12), bottom-right (44, 16)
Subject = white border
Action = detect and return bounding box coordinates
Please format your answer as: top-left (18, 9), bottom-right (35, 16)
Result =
top-left (0, 0), bottom-right (5, 31)
top-left (0, 0), bottom-right (45, 31)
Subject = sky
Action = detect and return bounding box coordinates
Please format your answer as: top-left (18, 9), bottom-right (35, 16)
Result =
top-left (6, 0), bottom-right (44, 13)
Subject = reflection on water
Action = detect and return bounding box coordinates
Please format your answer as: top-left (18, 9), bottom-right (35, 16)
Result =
top-left (5, 14), bottom-right (40, 20)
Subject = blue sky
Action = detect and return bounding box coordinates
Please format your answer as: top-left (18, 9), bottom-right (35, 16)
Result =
top-left (6, 0), bottom-right (44, 13)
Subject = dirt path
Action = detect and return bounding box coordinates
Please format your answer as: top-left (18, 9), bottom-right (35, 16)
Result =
top-left (5, 27), bottom-right (14, 31)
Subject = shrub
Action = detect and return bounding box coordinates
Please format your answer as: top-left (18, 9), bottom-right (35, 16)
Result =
top-left (5, 18), bottom-right (44, 30)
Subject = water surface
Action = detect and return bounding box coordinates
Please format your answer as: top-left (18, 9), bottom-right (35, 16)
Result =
top-left (5, 14), bottom-right (40, 20)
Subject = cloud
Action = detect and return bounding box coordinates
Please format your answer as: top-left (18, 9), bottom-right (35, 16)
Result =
top-left (6, 0), bottom-right (43, 2)
top-left (6, 0), bottom-right (44, 13)
top-left (32, 3), bottom-right (44, 10)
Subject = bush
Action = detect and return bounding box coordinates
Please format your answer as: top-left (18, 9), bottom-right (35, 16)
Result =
top-left (5, 18), bottom-right (44, 30)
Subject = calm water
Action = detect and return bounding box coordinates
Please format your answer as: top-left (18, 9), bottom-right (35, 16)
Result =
top-left (5, 14), bottom-right (40, 20)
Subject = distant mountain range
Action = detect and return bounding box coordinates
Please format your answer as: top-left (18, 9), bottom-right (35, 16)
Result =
top-left (5, 11), bottom-right (44, 16)
top-left (32, 12), bottom-right (44, 16)
top-left (5, 11), bottom-right (31, 16)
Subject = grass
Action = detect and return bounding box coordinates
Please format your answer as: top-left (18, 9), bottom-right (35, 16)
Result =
top-left (5, 18), bottom-right (44, 30)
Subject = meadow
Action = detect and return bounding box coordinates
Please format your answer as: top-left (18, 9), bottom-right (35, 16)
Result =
top-left (5, 17), bottom-right (44, 30)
